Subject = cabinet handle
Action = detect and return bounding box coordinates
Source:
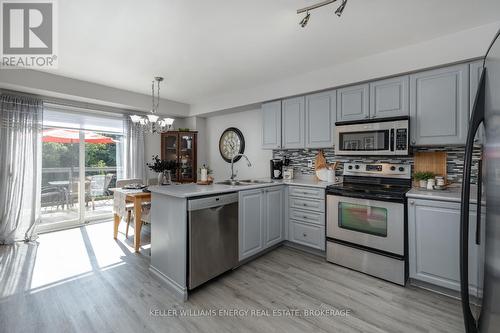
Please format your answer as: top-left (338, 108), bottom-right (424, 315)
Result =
top-left (303, 233), bottom-right (307, 237)
top-left (303, 216), bottom-right (308, 219)
top-left (410, 200), bottom-right (415, 205)
top-left (303, 203), bottom-right (308, 206)
top-left (365, 115), bottom-right (369, 119)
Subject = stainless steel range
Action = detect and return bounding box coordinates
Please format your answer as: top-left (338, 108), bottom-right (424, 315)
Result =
top-left (326, 162), bottom-right (411, 285)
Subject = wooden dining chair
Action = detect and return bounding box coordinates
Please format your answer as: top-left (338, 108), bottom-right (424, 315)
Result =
top-left (116, 178), bottom-right (142, 238)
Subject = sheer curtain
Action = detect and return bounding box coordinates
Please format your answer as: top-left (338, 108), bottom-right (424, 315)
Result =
top-left (124, 118), bottom-right (146, 182)
top-left (0, 94), bottom-right (43, 244)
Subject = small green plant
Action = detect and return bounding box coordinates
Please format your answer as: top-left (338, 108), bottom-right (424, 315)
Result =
top-left (413, 171), bottom-right (435, 181)
top-left (146, 155), bottom-right (178, 173)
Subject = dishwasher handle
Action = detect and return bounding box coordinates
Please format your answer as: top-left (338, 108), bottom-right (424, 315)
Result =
top-left (188, 192), bottom-right (239, 211)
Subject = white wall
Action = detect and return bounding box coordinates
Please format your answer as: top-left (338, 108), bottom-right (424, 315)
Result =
top-left (190, 22), bottom-right (500, 116)
top-left (206, 108), bottom-right (272, 181)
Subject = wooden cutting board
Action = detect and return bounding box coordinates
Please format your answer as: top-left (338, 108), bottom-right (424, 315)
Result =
top-left (414, 151), bottom-right (447, 179)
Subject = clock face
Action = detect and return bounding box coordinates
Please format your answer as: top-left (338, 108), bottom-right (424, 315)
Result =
top-left (219, 127), bottom-right (245, 163)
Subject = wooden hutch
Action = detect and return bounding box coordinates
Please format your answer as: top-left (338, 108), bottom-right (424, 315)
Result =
top-left (160, 131), bottom-right (197, 183)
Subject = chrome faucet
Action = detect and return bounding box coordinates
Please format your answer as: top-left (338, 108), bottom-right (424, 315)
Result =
top-left (230, 154), bottom-right (252, 181)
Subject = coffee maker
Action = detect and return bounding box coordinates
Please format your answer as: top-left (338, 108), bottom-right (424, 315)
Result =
top-left (270, 159), bottom-right (283, 179)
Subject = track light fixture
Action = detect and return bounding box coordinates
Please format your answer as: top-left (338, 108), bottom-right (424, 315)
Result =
top-left (335, 0), bottom-right (348, 17)
top-left (299, 11), bottom-right (311, 28)
top-left (297, 0), bottom-right (348, 27)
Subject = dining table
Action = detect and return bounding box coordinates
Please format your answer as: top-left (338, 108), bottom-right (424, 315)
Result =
top-left (111, 188), bottom-right (152, 252)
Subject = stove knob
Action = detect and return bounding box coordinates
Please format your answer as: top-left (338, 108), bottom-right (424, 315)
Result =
top-left (355, 165), bottom-right (360, 170)
top-left (390, 166), bottom-right (396, 171)
top-left (399, 167), bottom-right (405, 172)
top-left (348, 165), bottom-right (353, 170)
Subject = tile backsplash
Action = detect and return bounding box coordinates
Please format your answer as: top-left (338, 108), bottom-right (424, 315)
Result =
top-left (273, 146), bottom-right (482, 184)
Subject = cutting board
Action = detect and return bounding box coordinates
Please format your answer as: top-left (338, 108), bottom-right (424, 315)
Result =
top-left (414, 151), bottom-right (447, 179)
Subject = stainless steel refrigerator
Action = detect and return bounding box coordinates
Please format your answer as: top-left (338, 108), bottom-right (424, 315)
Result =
top-left (460, 28), bottom-right (500, 333)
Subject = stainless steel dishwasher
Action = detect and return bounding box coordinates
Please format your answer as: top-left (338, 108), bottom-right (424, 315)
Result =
top-left (188, 192), bottom-right (239, 289)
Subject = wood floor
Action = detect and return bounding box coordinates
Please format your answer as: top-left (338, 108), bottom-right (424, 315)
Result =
top-left (0, 221), bottom-right (464, 333)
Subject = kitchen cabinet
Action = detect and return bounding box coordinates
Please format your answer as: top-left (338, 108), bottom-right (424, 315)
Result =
top-left (161, 131), bottom-right (197, 183)
top-left (261, 101), bottom-right (282, 149)
top-left (305, 90), bottom-right (336, 148)
top-left (408, 198), bottom-right (485, 293)
top-left (470, 60), bottom-right (484, 145)
top-left (287, 185), bottom-right (325, 251)
top-left (282, 97), bottom-right (305, 149)
top-left (239, 186), bottom-right (284, 261)
top-left (409, 64), bottom-right (469, 146)
top-left (336, 83), bottom-right (369, 122)
top-left (369, 76), bottom-right (409, 119)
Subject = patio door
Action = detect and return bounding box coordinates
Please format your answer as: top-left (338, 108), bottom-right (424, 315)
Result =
top-left (38, 107), bottom-right (124, 232)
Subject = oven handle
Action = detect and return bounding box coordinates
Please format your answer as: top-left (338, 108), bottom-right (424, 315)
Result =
top-left (390, 128), bottom-right (395, 152)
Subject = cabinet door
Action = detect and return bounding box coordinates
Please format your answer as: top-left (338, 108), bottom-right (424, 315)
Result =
top-left (305, 90), bottom-right (336, 148)
top-left (239, 189), bottom-right (265, 260)
top-left (470, 61), bottom-right (485, 145)
top-left (336, 83), bottom-right (369, 122)
top-left (264, 187), bottom-right (284, 248)
top-left (282, 97), bottom-right (305, 149)
top-left (261, 101), bottom-right (282, 149)
top-left (409, 64), bottom-right (469, 146)
top-left (408, 199), bottom-right (481, 292)
top-left (370, 76), bottom-right (409, 118)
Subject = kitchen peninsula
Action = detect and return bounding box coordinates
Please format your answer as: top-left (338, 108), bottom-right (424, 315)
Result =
top-left (148, 177), bottom-right (334, 300)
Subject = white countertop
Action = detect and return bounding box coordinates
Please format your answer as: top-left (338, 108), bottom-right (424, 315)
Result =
top-left (149, 176), bottom-right (335, 198)
top-left (406, 184), bottom-right (484, 204)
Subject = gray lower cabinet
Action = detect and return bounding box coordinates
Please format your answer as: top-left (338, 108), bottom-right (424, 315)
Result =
top-left (336, 83), bottom-right (370, 122)
top-left (282, 97), bottom-right (305, 149)
top-left (305, 90), bottom-right (336, 148)
top-left (408, 198), bottom-right (485, 292)
top-left (261, 101), bottom-right (282, 149)
top-left (239, 186), bottom-right (284, 261)
top-left (287, 186), bottom-right (325, 251)
top-left (470, 60), bottom-right (484, 145)
top-left (369, 75), bottom-right (409, 118)
top-left (409, 64), bottom-right (469, 146)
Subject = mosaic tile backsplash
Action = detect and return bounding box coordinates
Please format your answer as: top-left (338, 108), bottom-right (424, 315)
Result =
top-left (273, 146), bottom-right (482, 184)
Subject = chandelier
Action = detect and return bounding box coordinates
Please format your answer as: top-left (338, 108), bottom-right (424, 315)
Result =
top-left (130, 76), bottom-right (175, 133)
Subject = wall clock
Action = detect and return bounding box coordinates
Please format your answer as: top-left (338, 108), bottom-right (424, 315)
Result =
top-left (219, 127), bottom-right (245, 163)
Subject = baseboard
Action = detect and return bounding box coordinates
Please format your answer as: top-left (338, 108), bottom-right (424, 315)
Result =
top-left (149, 265), bottom-right (188, 302)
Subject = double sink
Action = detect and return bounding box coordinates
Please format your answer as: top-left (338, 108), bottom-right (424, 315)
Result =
top-left (216, 179), bottom-right (275, 186)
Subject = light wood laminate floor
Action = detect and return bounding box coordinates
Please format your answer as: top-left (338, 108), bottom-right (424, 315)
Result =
top-left (0, 221), bottom-right (464, 333)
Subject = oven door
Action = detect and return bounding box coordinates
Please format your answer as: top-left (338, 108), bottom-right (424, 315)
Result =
top-left (326, 194), bottom-right (404, 255)
top-left (335, 122), bottom-right (393, 155)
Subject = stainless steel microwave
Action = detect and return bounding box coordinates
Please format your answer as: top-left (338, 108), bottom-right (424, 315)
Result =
top-left (334, 116), bottom-right (409, 156)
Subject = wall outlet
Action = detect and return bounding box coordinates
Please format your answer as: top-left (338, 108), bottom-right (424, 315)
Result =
top-left (307, 160), bottom-right (313, 168)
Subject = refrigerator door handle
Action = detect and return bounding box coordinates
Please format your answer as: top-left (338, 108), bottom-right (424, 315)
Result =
top-left (460, 67), bottom-right (485, 333)
top-left (475, 159), bottom-right (482, 246)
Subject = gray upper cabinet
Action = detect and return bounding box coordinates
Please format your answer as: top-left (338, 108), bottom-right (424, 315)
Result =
top-left (261, 101), bottom-right (282, 149)
top-left (264, 186), bottom-right (284, 248)
top-left (470, 60), bottom-right (484, 145)
top-left (282, 97), bottom-right (305, 149)
top-left (336, 83), bottom-right (369, 122)
top-left (305, 90), bottom-right (336, 148)
top-left (239, 189), bottom-right (265, 261)
top-left (369, 76), bottom-right (409, 118)
top-left (409, 64), bottom-right (469, 146)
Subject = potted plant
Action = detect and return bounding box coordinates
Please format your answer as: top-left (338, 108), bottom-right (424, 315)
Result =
top-left (413, 171), bottom-right (435, 188)
top-left (147, 155), bottom-right (178, 185)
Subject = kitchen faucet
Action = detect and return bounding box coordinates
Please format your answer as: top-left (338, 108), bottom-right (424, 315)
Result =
top-left (230, 154), bottom-right (252, 181)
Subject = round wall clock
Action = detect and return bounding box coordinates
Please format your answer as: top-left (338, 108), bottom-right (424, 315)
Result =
top-left (219, 127), bottom-right (245, 163)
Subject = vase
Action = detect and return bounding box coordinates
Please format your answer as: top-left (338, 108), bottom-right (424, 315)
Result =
top-left (419, 180), bottom-right (427, 188)
top-left (157, 172), bottom-right (164, 185)
top-left (163, 170), bottom-right (172, 184)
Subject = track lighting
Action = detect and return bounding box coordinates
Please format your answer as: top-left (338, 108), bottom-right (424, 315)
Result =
top-left (335, 0), bottom-right (347, 17)
top-left (299, 11), bottom-right (310, 28)
top-left (297, 0), bottom-right (348, 27)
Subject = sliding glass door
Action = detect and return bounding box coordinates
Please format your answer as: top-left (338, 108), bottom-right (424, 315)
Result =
top-left (39, 107), bottom-right (124, 232)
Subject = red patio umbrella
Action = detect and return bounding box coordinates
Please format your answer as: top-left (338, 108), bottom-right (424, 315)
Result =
top-left (42, 129), bottom-right (115, 144)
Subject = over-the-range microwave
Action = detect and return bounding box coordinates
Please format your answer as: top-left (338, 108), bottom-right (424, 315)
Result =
top-left (334, 116), bottom-right (409, 156)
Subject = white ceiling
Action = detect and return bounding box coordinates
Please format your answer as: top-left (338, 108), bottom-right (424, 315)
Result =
top-left (53, 0), bottom-right (500, 105)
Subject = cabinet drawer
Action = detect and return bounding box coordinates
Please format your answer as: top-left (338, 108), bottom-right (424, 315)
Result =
top-left (289, 196), bottom-right (324, 212)
top-left (289, 208), bottom-right (325, 226)
top-left (288, 186), bottom-right (325, 200)
top-left (290, 221), bottom-right (325, 250)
